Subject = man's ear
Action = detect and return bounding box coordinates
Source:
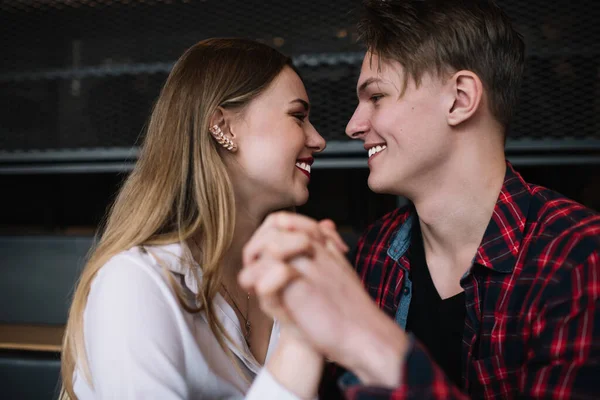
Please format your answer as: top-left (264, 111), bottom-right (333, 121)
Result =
top-left (446, 70), bottom-right (483, 127)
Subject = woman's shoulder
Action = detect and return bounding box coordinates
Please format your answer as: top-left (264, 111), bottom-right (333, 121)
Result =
top-left (84, 244), bottom-right (199, 343)
top-left (92, 243), bottom-right (195, 305)
top-left (97, 245), bottom-right (166, 286)
top-left (102, 241), bottom-right (193, 276)
top-left (77, 244), bottom-right (208, 399)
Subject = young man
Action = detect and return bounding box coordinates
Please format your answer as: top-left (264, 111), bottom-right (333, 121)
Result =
top-left (240, 0), bottom-right (600, 398)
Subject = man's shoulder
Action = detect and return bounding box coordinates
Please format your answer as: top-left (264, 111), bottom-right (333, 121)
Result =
top-left (528, 184), bottom-right (600, 236)
top-left (526, 184), bottom-right (600, 266)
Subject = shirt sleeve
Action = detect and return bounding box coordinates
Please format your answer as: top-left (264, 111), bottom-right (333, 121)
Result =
top-left (341, 335), bottom-right (467, 400)
top-left (82, 255), bottom-right (191, 399)
top-left (341, 252), bottom-right (600, 400)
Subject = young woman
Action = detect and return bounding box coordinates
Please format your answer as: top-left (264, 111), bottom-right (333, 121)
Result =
top-left (60, 38), bottom-right (328, 399)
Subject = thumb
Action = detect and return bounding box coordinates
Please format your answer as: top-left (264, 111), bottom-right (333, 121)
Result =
top-left (318, 219), bottom-right (348, 253)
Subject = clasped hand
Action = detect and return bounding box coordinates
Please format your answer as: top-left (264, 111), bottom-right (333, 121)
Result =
top-left (239, 212), bottom-right (407, 386)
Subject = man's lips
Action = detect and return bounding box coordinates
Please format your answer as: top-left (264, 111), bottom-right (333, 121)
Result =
top-left (366, 144), bottom-right (387, 163)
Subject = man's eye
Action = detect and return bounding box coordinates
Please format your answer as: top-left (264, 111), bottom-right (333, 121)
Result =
top-left (370, 94), bottom-right (383, 103)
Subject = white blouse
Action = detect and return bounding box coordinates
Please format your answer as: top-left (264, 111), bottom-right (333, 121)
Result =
top-left (73, 243), bottom-right (300, 399)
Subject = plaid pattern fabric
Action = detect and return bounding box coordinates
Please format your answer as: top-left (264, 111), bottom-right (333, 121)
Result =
top-left (320, 162), bottom-right (600, 399)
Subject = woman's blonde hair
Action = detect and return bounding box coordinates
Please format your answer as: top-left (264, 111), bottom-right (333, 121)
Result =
top-left (60, 38), bottom-right (295, 398)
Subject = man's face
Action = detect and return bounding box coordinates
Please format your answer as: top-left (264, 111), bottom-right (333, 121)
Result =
top-left (346, 52), bottom-right (454, 198)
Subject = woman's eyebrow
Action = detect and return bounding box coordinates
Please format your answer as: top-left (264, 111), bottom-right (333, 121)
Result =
top-left (289, 98), bottom-right (310, 111)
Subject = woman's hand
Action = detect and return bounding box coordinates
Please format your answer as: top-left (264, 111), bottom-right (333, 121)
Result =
top-left (242, 212), bottom-right (409, 388)
top-left (265, 323), bottom-right (324, 399)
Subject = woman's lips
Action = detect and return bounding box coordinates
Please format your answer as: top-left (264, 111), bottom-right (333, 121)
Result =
top-left (295, 157), bottom-right (313, 180)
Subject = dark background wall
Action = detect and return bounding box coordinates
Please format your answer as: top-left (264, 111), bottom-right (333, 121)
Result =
top-left (1, 0), bottom-right (599, 237)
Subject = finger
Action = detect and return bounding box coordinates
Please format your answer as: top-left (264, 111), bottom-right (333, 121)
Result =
top-left (239, 256), bottom-right (279, 290)
top-left (263, 231), bottom-right (315, 261)
top-left (254, 268), bottom-right (297, 325)
top-left (237, 253), bottom-right (293, 322)
top-left (269, 215), bottom-right (348, 255)
top-left (255, 211), bottom-right (318, 239)
top-left (325, 239), bottom-right (351, 265)
top-left (265, 212), bottom-right (328, 245)
top-left (288, 255), bottom-right (319, 280)
top-left (288, 241), bottom-right (354, 283)
top-left (318, 220), bottom-right (349, 253)
top-left (243, 229), bottom-right (314, 266)
top-left (244, 213), bottom-right (333, 265)
top-left (239, 253), bottom-right (301, 294)
top-left (259, 290), bottom-right (293, 325)
top-left (250, 211), bottom-right (292, 242)
top-left (240, 212), bottom-right (291, 264)
top-left (268, 212), bottom-right (324, 234)
top-left (254, 262), bottom-right (300, 298)
top-left (318, 219), bottom-right (337, 231)
top-left (238, 257), bottom-right (267, 290)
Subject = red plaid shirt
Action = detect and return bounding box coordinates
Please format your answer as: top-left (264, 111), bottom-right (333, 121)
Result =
top-left (320, 162), bottom-right (600, 399)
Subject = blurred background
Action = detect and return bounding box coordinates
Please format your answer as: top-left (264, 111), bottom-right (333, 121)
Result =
top-left (1, 0), bottom-right (599, 398)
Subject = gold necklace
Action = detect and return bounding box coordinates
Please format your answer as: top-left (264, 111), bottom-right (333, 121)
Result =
top-left (221, 282), bottom-right (252, 348)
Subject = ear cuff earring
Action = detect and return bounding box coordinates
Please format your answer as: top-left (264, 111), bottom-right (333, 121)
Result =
top-left (210, 125), bottom-right (237, 152)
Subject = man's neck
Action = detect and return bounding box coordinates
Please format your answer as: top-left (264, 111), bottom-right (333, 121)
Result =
top-left (411, 136), bottom-right (506, 275)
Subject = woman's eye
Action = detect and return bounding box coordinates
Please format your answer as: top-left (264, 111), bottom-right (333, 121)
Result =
top-left (293, 113), bottom-right (307, 122)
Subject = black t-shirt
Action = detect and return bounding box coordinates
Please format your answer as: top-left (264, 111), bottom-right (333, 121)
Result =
top-left (405, 220), bottom-right (466, 388)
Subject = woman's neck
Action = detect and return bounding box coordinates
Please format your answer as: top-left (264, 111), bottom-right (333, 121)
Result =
top-left (220, 209), bottom-right (263, 288)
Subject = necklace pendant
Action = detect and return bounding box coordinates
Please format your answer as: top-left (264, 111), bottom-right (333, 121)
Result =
top-left (245, 322), bottom-right (251, 348)
top-left (245, 320), bottom-right (251, 347)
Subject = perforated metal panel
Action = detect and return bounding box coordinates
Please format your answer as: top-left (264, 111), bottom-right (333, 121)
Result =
top-left (504, 0), bottom-right (600, 141)
top-left (1, 0), bottom-right (599, 152)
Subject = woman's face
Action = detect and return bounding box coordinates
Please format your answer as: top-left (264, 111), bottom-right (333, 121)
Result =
top-left (226, 66), bottom-right (326, 215)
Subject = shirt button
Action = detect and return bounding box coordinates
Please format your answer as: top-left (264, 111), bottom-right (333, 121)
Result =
top-left (404, 287), bottom-right (410, 295)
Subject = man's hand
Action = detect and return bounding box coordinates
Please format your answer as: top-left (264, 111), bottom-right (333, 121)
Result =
top-left (240, 212), bottom-right (410, 387)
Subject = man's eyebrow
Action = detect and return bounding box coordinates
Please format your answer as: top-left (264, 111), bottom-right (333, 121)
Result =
top-left (289, 98), bottom-right (310, 111)
top-left (357, 77), bottom-right (383, 96)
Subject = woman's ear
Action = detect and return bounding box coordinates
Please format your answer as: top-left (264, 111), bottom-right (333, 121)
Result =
top-left (209, 107), bottom-right (238, 152)
top-left (446, 70), bottom-right (483, 127)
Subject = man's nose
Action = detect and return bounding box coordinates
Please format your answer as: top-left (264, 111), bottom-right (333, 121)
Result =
top-left (345, 106), bottom-right (369, 140)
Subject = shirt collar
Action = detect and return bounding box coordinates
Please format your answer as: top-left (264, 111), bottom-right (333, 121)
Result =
top-left (143, 242), bottom-right (203, 294)
top-left (387, 212), bottom-right (415, 262)
top-left (142, 243), bottom-right (280, 375)
top-left (387, 161), bottom-right (532, 274)
top-left (472, 161), bottom-right (531, 273)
